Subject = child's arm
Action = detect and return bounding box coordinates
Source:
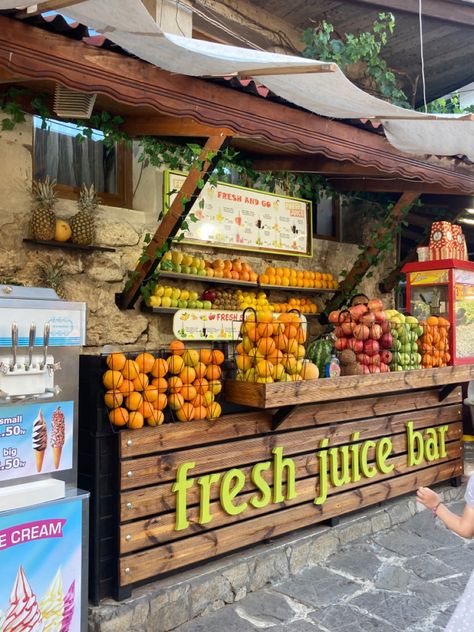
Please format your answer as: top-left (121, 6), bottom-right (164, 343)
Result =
top-left (417, 485), bottom-right (474, 539)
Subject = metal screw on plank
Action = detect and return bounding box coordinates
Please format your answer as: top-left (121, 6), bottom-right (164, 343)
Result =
top-left (126, 502), bottom-right (133, 510)
top-left (125, 534), bottom-right (132, 542)
top-left (125, 567), bottom-right (130, 574)
top-left (127, 471), bottom-right (133, 478)
top-left (127, 439), bottom-right (133, 446)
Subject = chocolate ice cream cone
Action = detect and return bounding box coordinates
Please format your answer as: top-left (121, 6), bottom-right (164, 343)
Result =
top-left (35, 449), bottom-right (45, 473)
top-left (52, 446), bottom-right (62, 469)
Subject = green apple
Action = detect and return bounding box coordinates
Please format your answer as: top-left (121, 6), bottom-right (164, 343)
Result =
top-left (202, 300), bottom-right (212, 309)
top-left (171, 263), bottom-right (181, 274)
top-left (189, 266), bottom-right (198, 275)
top-left (178, 299), bottom-right (187, 309)
top-left (181, 265), bottom-right (190, 274)
top-left (170, 298), bottom-right (178, 308)
top-left (197, 268), bottom-right (207, 276)
top-left (188, 300), bottom-right (197, 309)
top-left (196, 300), bottom-right (204, 309)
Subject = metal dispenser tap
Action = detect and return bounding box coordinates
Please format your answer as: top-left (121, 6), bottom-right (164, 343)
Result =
top-left (10, 323), bottom-right (18, 372)
top-left (27, 323), bottom-right (36, 370)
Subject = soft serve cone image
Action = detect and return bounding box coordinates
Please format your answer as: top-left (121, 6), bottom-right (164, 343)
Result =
top-left (3, 565), bottom-right (44, 632)
top-left (32, 410), bottom-right (47, 473)
top-left (40, 568), bottom-right (63, 632)
top-left (50, 407), bottom-right (65, 470)
top-left (60, 581), bottom-right (75, 632)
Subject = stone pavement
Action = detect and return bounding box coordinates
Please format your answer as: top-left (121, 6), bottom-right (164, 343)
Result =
top-left (175, 494), bottom-right (474, 632)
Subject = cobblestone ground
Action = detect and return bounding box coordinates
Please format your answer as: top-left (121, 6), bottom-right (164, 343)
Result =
top-left (175, 496), bottom-right (474, 632)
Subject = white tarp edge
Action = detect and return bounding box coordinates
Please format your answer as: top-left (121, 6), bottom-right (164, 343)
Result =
top-left (1, 0), bottom-right (473, 159)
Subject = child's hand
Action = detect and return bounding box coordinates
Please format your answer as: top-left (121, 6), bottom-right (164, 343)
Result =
top-left (417, 486), bottom-right (441, 510)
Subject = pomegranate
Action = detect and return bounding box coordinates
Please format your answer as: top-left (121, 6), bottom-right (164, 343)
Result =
top-left (380, 350), bottom-right (393, 364)
top-left (368, 365), bottom-right (381, 373)
top-left (334, 326), bottom-right (345, 338)
top-left (367, 299), bottom-right (383, 312)
top-left (380, 320), bottom-right (391, 334)
top-left (360, 311), bottom-right (376, 326)
top-left (341, 321), bottom-right (355, 336)
top-left (334, 337), bottom-right (348, 351)
top-left (353, 324), bottom-right (370, 341)
top-left (370, 324), bottom-right (383, 340)
top-left (373, 310), bottom-right (386, 323)
top-left (362, 365), bottom-right (371, 374)
top-left (347, 338), bottom-right (364, 353)
top-left (349, 304), bottom-right (368, 321)
top-left (356, 353), bottom-right (370, 366)
top-left (380, 333), bottom-right (393, 349)
top-left (370, 354), bottom-right (381, 366)
top-left (380, 362), bottom-right (390, 373)
top-left (328, 310), bottom-right (341, 324)
top-left (364, 339), bottom-right (380, 356)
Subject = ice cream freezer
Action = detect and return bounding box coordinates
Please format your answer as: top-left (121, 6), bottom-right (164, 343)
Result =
top-left (0, 284), bottom-right (88, 631)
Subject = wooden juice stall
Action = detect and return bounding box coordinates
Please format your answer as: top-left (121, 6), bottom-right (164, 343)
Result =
top-left (81, 362), bottom-right (472, 600)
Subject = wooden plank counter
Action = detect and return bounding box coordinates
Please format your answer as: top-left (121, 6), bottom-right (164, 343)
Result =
top-left (117, 377), bottom-right (466, 591)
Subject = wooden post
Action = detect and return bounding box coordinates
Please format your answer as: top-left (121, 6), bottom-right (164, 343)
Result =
top-left (324, 191), bottom-right (419, 314)
top-left (118, 133), bottom-right (230, 309)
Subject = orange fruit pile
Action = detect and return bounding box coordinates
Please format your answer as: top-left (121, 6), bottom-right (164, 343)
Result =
top-left (235, 310), bottom-right (319, 383)
top-left (205, 258), bottom-right (258, 282)
top-left (271, 298), bottom-right (318, 314)
top-left (258, 267), bottom-right (338, 290)
top-left (417, 316), bottom-right (451, 368)
top-left (103, 343), bottom-right (224, 429)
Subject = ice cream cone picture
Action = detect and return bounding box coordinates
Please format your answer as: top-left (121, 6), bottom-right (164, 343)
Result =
top-left (61, 581), bottom-right (75, 632)
top-left (3, 565), bottom-right (44, 632)
top-left (32, 410), bottom-right (47, 473)
top-left (40, 568), bottom-right (64, 632)
top-left (51, 406), bottom-right (65, 470)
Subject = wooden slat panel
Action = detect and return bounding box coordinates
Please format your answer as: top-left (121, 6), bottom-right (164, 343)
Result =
top-left (120, 460), bottom-right (462, 584)
top-left (120, 387), bottom-right (462, 458)
top-left (120, 423), bottom-right (463, 520)
top-left (224, 365), bottom-right (474, 408)
top-left (120, 405), bottom-right (461, 489)
top-left (120, 441), bottom-right (462, 553)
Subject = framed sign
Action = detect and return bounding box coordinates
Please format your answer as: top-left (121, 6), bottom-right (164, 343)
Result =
top-left (164, 171), bottom-right (313, 257)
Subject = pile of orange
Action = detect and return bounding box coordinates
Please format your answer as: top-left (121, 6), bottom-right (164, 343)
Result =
top-left (258, 267), bottom-right (338, 290)
top-left (417, 316), bottom-right (451, 368)
top-left (103, 341), bottom-right (224, 429)
top-left (205, 258), bottom-right (258, 282)
top-left (235, 309), bottom-right (319, 383)
top-left (271, 298), bottom-right (318, 315)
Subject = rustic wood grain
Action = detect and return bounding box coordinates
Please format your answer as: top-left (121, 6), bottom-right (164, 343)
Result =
top-left (120, 423), bottom-right (462, 520)
top-left (120, 460), bottom-right (462, 584)
top-left (225, 365), bottom-right (474, 409)
top-left (120, 405), bottom-right (462, 489)
top-left (120, 442), bottom-right (462, 553)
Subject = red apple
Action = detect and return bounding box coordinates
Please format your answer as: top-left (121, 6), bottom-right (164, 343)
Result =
top-left (364, 339), bottom-right (380, 356)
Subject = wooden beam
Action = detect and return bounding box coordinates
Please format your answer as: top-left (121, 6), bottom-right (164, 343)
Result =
top-left (16, 0), bottom-right (87, 18)
top-left (118, 134), bottom-right (229, 309)
top-left (329, 179), bottom-right (469, 195)
top-left (122, 115), bottom-right (235, 138)
top-left (206, 63), bottom-right (337, 79)
top-left (251, 155), bottom-right (394, 177)
top-left (346, 0), bottom-right (474, 27)
top-left (324, 191), bottom-right (420, 313)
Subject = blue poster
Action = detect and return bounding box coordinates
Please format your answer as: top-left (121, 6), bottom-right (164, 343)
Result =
top-left (0, 401), bottom-right (74, 482)
top-left (0, 497), bottom-right (82, 631)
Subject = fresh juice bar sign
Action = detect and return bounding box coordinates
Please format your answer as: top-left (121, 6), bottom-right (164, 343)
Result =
top-left (172, 423), bottom-right (449, 531)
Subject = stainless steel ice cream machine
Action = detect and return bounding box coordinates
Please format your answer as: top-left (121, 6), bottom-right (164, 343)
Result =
top-left (0, 284), bottom-right (86, 492)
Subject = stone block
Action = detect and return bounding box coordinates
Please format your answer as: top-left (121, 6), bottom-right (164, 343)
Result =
top-left (149, 587), bottom-right (190, 632)
top-left (327, 545), bottom-right (382, 581)
top-left (86, 252), bottom-right (124, 282)
top-left (190, 574), bottom-right (233, 617)
top-left (387, 501), bottom-right (412, 526)
top-left (337, 518), bottom-right (372, 545)
top-left (95, 217), bottom-right (139, 247)
top-left (235, 589), bottom-right (297, 625)
top-left (174, 606), bottom-right (257, 632)
top-left (276, 566), bottom-right (360, 608)
top-left (307, 532), bottom-right (339, 565)
top-left (96, 610), bottom-right (134, 632)
top-left (248, 550), bottom-right (289, 591)
top-left (349, 592), bottom-right (434, 629)
top-left (374, 565), bottom-right (412, 592)
top-left (288, 540), bottom-right (313, 575)
top-left (310, 604), bottom-right (398, 631)
top-left (370, 511), bottom-right (391, 533)
top-left (223, 562), bottom-right (250, 592)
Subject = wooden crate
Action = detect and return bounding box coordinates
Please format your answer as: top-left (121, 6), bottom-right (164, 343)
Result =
top-left (117, 385), bottom-right (464, 591)
top-left (224, 365), bottom-right (474, 408)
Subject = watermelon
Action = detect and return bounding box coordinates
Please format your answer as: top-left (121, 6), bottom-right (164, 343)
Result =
top-left (306, 336), bottom-right (333, 378)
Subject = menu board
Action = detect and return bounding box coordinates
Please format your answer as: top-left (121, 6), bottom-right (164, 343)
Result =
top-left (165, 171), bottom-right (312, 257)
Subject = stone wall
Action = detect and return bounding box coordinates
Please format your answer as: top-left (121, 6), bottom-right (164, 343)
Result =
top-left (0, 118), bottom-right (395, 353)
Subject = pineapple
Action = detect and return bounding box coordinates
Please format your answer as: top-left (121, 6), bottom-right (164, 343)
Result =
top-left (37, 257), bottom-right (66, 299)
top-left (30, 177), bottom-right (57, 241)
top-left (70, 184), bottom-right (100, 246)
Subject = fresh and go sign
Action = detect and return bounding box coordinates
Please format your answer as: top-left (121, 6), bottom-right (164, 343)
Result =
top-left (172, 422), bottom-right (449, 531)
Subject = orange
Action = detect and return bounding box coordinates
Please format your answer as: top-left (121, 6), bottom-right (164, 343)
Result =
top-left (168, 355), bottom-right (185, 374)
top-left (103, 370), bottom-right (124, 391)
top-left (181, 384), bottom-right (197, 401)
top-left (194, 362), bottom-right (207, 379)
top-left (168, 393), bottom-right (185, 410)
top-left (179, 366), bottom-right (197, 384)
top-left (132, 373), bottom-right (149, 391)
top-left (128, 411), bottom-right (144, 429)
top-left (151, 377), bottom-right (168, 393)
top-left (119, 378), bottom-right (134, 394)
top-left (182, 349), bottom-right (200, 367)
top-left (169, 340), bottom-right (186, 356)
top-left (151, 357), bottom-right (168, 378)
top-left (259, 274), bottom-right (269, 284)
top-left (427, 316), bottom-right (439, 327)
top-left (143, 385), bottom-right (159, 403)
top-left (206, 401), bottom-right (222, 420)
top-left (193, 378), bottom-right (209, 394)
top-left (109, 407), bottom-right (129, 427)
top-left (135, 352), bottom-right (155, 374)
top-left (191, 393), bottom-right (205, 408)
top-left (175, 402), bottom-right (195, 422)
top-left (284, 324), bottom-right (298, 339)
top-left (244, 322), bottom-right (259, 342)
top-left (268, 349), bottom-right (283, 365)
top-left (154, 393), bottom-right (168, 410)
top-left (138, 401), bottom-right (155, 419)
top-left (106, 352), bottom-right (127, 371)
top-left (147, 409), bottom-right (164, 426)
top-left (273, 334), bottom-right (289, 351)
top-left (256, 359), bottom-right (273, 378)
top-left (236, 354), bottom-right (252, 372)
top-left (125, 391), bottom-right (143, 411)
top-left (257, 337), bottom-right (276, 356)
top-left (168, 376), bottom-right (183, 393)
top-left (199, 348), bottom-right (213, 365)
top-left (235, 342), bottom-right (244, 355)
top-left (208, 380), bottom-right (222, 395)
top-left (296, 327), bottom-right (307, 344)
top-left (122, 360), bottom-right (140, 381)
top-left (257, 310), bottom-right (273, 324)
top-left (211, 349), bottom-right (225, 365)
top-left (257, 322), bottom-right (273, 338)
top-left (104, 390), bottom-right (123, 409)
top-left (205, 364), bottom-right (222, 381)
top-left (194, 405), bottom-right (208, 421)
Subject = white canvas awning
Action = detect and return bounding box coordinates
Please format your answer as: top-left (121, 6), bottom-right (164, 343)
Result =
top-left (2, 0), bottom-right (474, 159)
